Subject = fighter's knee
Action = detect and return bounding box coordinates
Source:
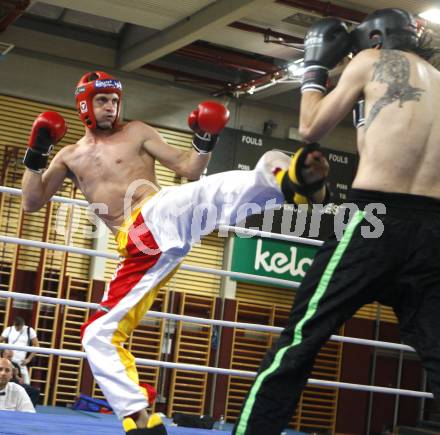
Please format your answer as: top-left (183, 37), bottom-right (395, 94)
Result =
top-left (255, 151), bottom-right (290, 173)
top-left (81, 328), bottom-right (93, 349)
top-left (82, 325), bottom-right (117, 352)
top-left (81, 326), bottom-right (100, 350)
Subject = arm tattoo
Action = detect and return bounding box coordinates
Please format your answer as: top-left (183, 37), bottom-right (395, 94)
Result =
top-left (365, 50), bottom-right (425, 130)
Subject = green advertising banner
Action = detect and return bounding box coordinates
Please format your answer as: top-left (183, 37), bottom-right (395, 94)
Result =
top-left (231, 236), bottom-right (319, 288)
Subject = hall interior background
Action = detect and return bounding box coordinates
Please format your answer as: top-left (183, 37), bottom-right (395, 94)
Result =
top-left (0, 86), bottom-right (427, 434)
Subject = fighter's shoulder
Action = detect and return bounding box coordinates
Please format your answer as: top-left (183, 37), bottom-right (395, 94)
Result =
top-left (124, 120), bottom-right (152, 131)
top-left (349, 49), bottom-right (380, 68)
top-left (54, 143), bottom-right (79, 161)
top-left (124, 120), bottom-right (158, 140)
top-left (341, 49), bottom-right (379, 81)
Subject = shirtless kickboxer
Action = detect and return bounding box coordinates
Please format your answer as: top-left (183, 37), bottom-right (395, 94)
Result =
top-left (235, 8), bottom-right (440, 435)
top-left (21, 72), bottom-right (329, 433)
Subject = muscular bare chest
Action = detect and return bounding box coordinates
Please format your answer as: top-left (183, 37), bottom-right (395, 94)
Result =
top-left (65, 131), bottom-right (156, 203)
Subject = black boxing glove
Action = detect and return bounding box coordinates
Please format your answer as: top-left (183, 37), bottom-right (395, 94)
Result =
top-left (301, 18), bottom-right (351, 94)
top-left (353, 98), bottom-right (365, 128)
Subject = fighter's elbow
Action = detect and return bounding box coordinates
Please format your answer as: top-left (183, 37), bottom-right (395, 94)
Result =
top-left (22, 204), bottom-right (39, 213)
top-left (181, 160), bottom-right (206, 180)
top-left (184, 168), bottom-right (203, 181)
top-left (299, 124), bottom-right (312, 142)
top-left (299, 123), bottom-right (321, 143)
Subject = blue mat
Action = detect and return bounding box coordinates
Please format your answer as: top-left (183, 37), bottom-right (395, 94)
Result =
top-left (0, 406), bottom-right (305, 434)
top-left (0, 407), bottom-right (230, 435)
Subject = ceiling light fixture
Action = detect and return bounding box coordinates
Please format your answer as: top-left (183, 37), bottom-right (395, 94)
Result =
top-left (287, 58), bottom-right (305, 77)
top-left (419, 8), bottom-right (440, 24)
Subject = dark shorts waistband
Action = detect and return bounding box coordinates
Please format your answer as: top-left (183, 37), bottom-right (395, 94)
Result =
top-left (347, 189), bottom-right (440, 213)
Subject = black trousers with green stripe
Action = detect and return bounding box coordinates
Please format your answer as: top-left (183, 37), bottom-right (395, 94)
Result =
top-left (234, 189), bottom-right (440, 435)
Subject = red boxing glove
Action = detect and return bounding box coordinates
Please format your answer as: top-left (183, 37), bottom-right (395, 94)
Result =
top-left (188, 101), bottom-right (229, 154)
top-left (24, 111), bottom-right (67, 173)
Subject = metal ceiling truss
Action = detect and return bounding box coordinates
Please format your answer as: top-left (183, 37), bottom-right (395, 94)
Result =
top-left (0, 0), bottom-right (30, 32)
top-left (229, 21), bottom-right (304, 45)
top-left (6, 0), bottom-right (372, 98)
top-left (143, 64), bottom-right (230, 92)
top-left (176, 42), bottom-right (281, 75)
top-left (117, 0), bottom-right (271, 71)
top-left (221, 0), bottom-right (369, 97)
top-left (276, 0), bottom-right (367, 23)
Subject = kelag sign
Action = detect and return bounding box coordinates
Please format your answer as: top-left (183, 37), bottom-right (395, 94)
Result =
top-left (231, 236), bottom-right (319, 288)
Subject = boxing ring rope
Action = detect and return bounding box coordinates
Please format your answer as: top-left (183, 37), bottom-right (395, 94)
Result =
top-left (0, 235), bottom-right (298, 289)
top-left (0, 185), bottom-right (323, 247)
top-left (219, 224), bottom-right (323, 247)
top-left (0, 185), bottom-right (429, 402)
top-left (0, 185), bottom-right (89, 207)
top-left (0, 185), bottom-right (417, 355)
top-left (0, 290), bottom-right (415, 353)
top-left (0, 342), bottom-right (432, 399)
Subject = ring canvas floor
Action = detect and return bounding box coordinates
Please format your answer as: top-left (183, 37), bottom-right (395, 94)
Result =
top-left (0, 406), bottom-right (307, 435)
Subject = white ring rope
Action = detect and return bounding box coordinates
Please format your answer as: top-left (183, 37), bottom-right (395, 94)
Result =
top-left (0, 290), bottom-right (415, 353)
top-left (0, 185), bottom-right (323, 247)
top-left (0, 186), bottom-right (89, 207)
top-left (0, 236), bottom-right (298, 289)
top-left (219, 225), bottom-right (323, 247)
top-left (1, 186), bottom-right (424, 399)
top-left (0, 343), bottom-right (251, 378)
top-left (0, 343), bottom-right (432, 399)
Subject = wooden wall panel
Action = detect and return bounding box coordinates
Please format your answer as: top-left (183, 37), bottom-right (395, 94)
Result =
top-left (225, 299), bottom-right (342, 433)
top-left (167, 293), bottom-right (215, 417)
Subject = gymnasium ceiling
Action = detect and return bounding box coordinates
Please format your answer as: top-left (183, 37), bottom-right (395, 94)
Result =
top-left (0, 0), bottom-right (439, 108)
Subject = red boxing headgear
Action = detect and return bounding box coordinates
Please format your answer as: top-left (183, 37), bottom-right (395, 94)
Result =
top-left (75, 71), bottom-right (123, 129)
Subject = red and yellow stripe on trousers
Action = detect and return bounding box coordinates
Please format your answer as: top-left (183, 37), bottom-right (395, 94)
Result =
top-left (79, 150), bottom-right (290, 418)
top-left (81, 203), bottom-right (180, 418)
